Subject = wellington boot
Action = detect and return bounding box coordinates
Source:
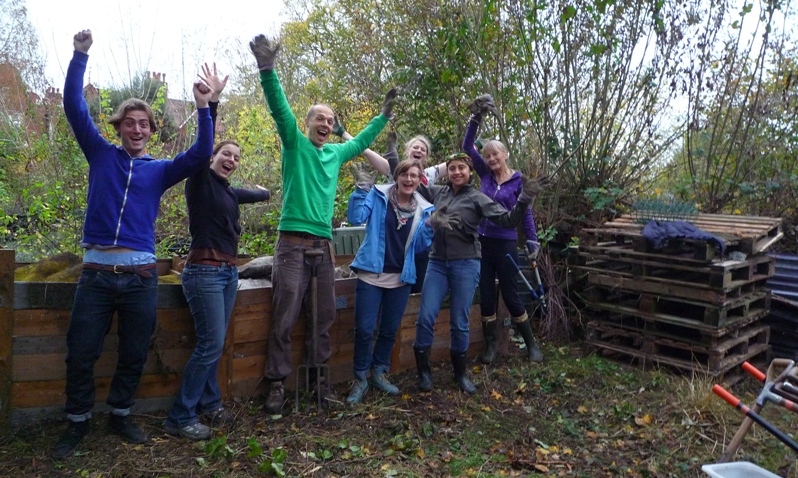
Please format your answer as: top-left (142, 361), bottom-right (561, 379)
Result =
top-left (413, 346), bottom-right (433, 392)
top-left (480, 319), bottom-right (498, 364)
top-left (516, 319), bottom-right (543, 363)
top-left (450, 350), bottom-right (476, 395)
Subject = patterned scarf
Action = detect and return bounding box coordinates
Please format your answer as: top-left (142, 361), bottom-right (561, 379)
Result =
top-left (389, 186), bottom-right (417, 230)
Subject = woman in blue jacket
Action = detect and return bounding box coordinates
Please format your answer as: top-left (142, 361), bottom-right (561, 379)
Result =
top-left (345, 159), bottom-right (434, 404)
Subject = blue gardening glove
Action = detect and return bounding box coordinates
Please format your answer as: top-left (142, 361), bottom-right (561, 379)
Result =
top-left (525, 240), bottom-right (541, 260)
top-left (249, 34), bottom-right (281, 71)
top-left (332, 115), bottom-right (346, 137)
top-left (518, 174), bottom-right (551, 204)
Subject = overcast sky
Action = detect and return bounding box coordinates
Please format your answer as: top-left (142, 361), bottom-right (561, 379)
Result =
top-left (26, 0), bottom-right (286, 98)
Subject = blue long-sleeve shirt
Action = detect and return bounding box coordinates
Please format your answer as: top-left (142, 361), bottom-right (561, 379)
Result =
top-left (64, 50), bottom-right (214, 254)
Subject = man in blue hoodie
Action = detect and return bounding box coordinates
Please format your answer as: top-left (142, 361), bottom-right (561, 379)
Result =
top-left (51, 29), bottom-right (215, 459)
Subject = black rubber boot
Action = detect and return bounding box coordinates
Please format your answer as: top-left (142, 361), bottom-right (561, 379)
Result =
top-left (516, 319), bottom-right (543, 363)
top-left (450, 350), bottom-right (476, 394)
top-left (480, 318), bottom-right (498, 364)
top-left (413, 346), bottom-right (433, 392)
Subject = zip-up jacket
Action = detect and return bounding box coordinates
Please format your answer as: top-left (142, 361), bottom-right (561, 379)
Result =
top-left (347, 184), bottom-right (434, 285)
top-left (64, 50), bottom-right (213, 254)
top-left (463, 114), bottom-right (538, 242)
top-left (426, 183), bottom-right (529, 260)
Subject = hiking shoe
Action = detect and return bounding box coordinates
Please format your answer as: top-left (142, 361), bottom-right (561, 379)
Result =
top-left (163, 420), bottom-right (212, 441)
top-left (346, 379), bottom-right (369, 404)
top-left (108, 414), bottom-right (147, 444)
top-left (264, 382), bottom-right (285, 414)
top-left (369, 372), bottom-right (400, 396)
top-left (204, 407), bottom-right (235, 426)
top-left (52, 420), bottom-right (91, 459)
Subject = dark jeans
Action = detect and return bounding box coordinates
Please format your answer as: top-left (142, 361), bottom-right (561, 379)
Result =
top-left (64, 268), bottom-right (158, 418)
top-left (478, 236), bottom-right (527, 318)
top-left (167, 263), bottom-right (238, 426)
top-left (410, 251), bottom-right (429, 294)
top-left (353, 279), bottom-right (411, 379)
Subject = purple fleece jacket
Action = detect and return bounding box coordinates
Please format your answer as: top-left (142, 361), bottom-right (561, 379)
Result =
top-left (463, 114), bottom-right (538, 242)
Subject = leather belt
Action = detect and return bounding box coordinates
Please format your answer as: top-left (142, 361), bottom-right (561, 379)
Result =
top-left (189, 259), bottom-right (235, 267)
top-left (83, 262), bottom-right (157, 278)
top-left (281, 230), bottom-right (329, 241)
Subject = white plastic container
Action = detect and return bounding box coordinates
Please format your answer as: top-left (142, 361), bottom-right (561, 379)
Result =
top-left (702, 462), bottom-right (781, 478)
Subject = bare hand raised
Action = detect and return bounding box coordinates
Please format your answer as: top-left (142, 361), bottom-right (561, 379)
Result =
top-left (199, 63), bottom-right (228, 102)
top-left (193, 81), bottom-right (213, 109)
top-left (73, 30), bottom-right (93, 53)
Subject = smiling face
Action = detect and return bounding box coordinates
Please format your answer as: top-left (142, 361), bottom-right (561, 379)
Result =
top-left (482, 141), bottom-right (509, 173)
top-left (209, 142), bottom-right (241, 179)
top-left (394, 162), bottom-right (423, 200)
top-left (114, 110), bottom-right (152, 157)
top-left (305, 105), bottom-right (335, 147)
top-left (446, 159), bottom-right (471, 189)
top-left (404, 138), bottom-right (430, 165)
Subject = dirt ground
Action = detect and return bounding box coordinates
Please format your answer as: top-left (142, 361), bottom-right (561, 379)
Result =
top-left (2, 341), bottom-right (797, 478)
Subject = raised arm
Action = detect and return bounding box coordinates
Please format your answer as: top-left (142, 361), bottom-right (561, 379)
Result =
top-left (162, 81), bottom-right (214, 187)
top-left (63, 30), bottom-right (107, 160)
top-left (462, 114), bottom-right (489, 178)
top-left (250, 35), bottom-right (300, 146)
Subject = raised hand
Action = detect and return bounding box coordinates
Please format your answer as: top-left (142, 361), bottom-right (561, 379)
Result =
top-left (467, 94), bottom-right (499, 117)
top-left (199, 63), bottom-right (229, 102)
top-left (382, 87), bottom-right (398, 119)
top-left (427, 206), bottom-right (461, 230)
top-left (332, 115), bottom-right (346, 137)
top-left (73, 30), bottom-right (93, 53)
top-left (193, 81), bottom-right (213, 109)
top-left (249, 34), bottom-right (281, 71)
top-left (519, 174), bottom-right (551, 203)
top-left (353, 162), bottom-right (375, 191)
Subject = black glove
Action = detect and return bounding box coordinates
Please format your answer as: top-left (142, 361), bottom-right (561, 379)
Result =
top-left (427, 206), bottom-right (461, 230)
top-left (249, 34), bottom-right (281, 71)
top-left (385, 131), bottom-right (400, 177)
top-left (332, 115), bottom-right (346, 137)
top-left (382, 88), bottom-right (398, 119)
top-left (518, 174), bottom-right (551, 203)
top-left (467, 94), bottom-right (499, 117)
top-left (353, 162), bottom-right (375, 191)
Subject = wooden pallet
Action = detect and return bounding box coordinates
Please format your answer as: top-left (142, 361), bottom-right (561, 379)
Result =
top-left (585, 288), bottom-right (771, 328)
top-left (586, 311), bottom-right (767, 347)
top-left (573, 252), bottom-right (774, 290)
top-left (586, 321), bottom-right (770, 375)
top-left (580, 229), bottom-right (725, 261)
top-left (583, 213), bottom-right (782, 255)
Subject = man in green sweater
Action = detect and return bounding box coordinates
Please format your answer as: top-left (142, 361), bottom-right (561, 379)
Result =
top-left (249, 35), bottom-right (396, 413)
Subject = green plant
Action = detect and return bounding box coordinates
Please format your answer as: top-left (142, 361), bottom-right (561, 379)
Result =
top-left (257, 447), bottom-right (287, 477)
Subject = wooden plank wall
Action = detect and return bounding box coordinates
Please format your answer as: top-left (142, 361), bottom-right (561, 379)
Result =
top-left (2, 259), bottom-right (485, 427)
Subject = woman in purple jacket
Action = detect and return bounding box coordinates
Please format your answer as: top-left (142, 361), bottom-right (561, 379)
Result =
top-left (462, 95), bottom-right (543, 364)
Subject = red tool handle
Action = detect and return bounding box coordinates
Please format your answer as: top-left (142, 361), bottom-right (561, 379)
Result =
top-left (743, 361), bottom-right (766, 382)
top-left (713, 384), bottom-right (741, 408)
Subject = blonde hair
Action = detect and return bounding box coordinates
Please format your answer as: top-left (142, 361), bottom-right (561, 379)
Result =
top-left (480, 140), bottom-right (508, 157)
top-left (403, 135), bottom-right (432, 157)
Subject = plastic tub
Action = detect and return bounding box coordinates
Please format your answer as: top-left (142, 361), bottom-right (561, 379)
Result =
top-left (702, 462), bottom-right (781, 478)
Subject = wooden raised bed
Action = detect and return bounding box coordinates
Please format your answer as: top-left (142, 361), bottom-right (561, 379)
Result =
top-left (0, 249), bottom-right (483, 428)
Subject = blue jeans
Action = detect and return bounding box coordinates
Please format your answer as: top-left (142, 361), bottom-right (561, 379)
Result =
top-left (478, 236), bottom-right (527, 318)
top-left (64, 268), bottom-right (158, 418)
top-left (414, 259), bottom-right (480, 354)
top-left (167, 263), bottom-right (238, 426)
top-left (353, 279), bottom-right (411, 379)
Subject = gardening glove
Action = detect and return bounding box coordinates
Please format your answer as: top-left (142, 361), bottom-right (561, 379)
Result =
top-left (467, 94), bottom-right (499, 117)
top-left (518, 174), bottom-right (551, 204)
top-left (332, 115), bottom-right (346, 137)
top-left (427, 206), bottom-right (461, 230)
top-left (382, 87), bottom-right (399, 119)
top-left (385, 131), bottom-right (400, 177)
top-left (249, 34), bottom-right (281, 71)
top-left (525, 240), bottom-right (541, 260)
top-left (475, 138), bottom-right (485, 151)
top-left (353, 162), bottom-right (375, 191)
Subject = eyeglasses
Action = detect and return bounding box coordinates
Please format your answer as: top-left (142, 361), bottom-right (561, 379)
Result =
top-left (398, 172), bottom-right (421, 180)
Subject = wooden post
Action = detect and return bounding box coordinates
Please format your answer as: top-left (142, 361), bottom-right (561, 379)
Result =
top-left (0, 249), bottom-right (15, 429)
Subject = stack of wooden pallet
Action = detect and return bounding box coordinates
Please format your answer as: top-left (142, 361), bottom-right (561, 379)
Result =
top-left (575, 213), bottom-right (782, 376)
